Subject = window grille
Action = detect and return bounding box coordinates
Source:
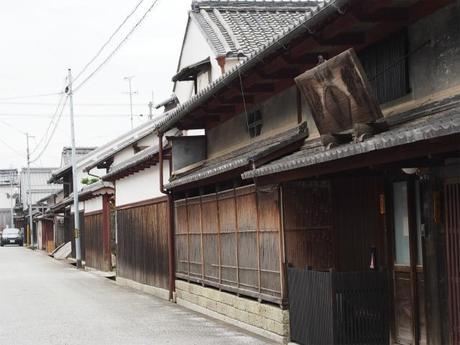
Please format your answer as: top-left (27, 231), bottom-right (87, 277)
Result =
top-left (359, 30), bottom-right (410, 104)
top-left (247, 110), bottom-right (262, 138)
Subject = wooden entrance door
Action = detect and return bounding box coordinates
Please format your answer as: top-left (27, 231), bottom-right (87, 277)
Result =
top-left (391, 179), bottom-right (426, 345)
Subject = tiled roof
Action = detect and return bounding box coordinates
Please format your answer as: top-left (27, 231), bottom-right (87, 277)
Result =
top-left (191, 0), bottom-right (323, 56)
top-left (102, 145), bottom-right (160, 181)
top-left (166, 123), bottom-right (308, 189)
top-left (242, 105), bottom-right (460, 179)
top-left (156, 0), bottom-right (339, 133)
top-left (61, 147), bottom-right (96, 167)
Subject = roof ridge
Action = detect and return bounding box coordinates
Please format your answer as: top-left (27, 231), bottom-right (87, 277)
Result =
top-left (193, 0), bottom-right (323, 10)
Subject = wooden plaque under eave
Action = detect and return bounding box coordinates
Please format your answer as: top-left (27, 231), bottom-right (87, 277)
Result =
top-left (295, 48), bottom-right (383, 135)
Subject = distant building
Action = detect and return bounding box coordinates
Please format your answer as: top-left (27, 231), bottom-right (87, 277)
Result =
top-left (0, 169), bottom-right (18, 229)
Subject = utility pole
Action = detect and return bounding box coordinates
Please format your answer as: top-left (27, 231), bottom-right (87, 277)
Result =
top-left (66, 68), bottom-right (82, 268)
top-left (26, 133), bottom-right (33, 247)
top-left (148, 91), bottom-right (154, 120)
top-left (123, 76), bottom-right (137, 129)
top-left (9, 173), bottom-right (14, 228)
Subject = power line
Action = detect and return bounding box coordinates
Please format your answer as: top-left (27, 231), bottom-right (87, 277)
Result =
top-left (0, 101), bottom-right (147, 106)
top-left (0, 136), bottom-right (25, 158)
top-left (0, 113), bottom-right (145, 118)
top-left (74, 0), bottom-right (145, 82)
top-left (31, 91), bottom-right (67, 155)
top-left (0, 92), bottom-right (64, 101)
top-left (73, 0), bottom-right (162, 92)
top-left (30, 96), bottom-right (68, 164)
top-left (0, 119), bottom-right (27, 135)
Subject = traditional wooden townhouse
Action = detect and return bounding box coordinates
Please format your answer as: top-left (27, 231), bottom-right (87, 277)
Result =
top-left (34, 190), bottom-right (64, 252)
top-left (83, 120), bottom-right (174, 299)
top-left (48, 146), bottom-right (97, 260)
top-left (153, 0), bottom-right (459, 344)
top-left (16, 167), bottom-right (60, 245)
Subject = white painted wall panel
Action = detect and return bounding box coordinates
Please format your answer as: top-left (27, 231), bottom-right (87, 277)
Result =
top-left (115, 164), bottom-right (169, 207)
top-left (175, 20), bottom-right (221, 103)
top-left (84, 196), bottom-right (103, 214)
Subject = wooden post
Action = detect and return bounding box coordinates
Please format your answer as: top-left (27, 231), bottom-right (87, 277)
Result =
top-left (233, 186), bottom-right (240, 289)
top-left (199, 191), bottom-right (205, 284)
top-left (102, 194), bottom-right (111, 272)
top-left (255, 188), bottom-right (262, 297)
top-left (215, 189), bottom-right (222, 286)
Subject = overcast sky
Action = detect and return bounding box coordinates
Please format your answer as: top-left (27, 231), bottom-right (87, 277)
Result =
top-left (0, 0), bottom-right (190, 170)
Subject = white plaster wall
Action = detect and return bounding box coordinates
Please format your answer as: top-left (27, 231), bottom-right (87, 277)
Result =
top-left (175, 19), bottom-right (221, 103)
top-left (70, 202), bottom-right (84, 214)
top-left (84, 196), bottom-right (103, 214)
top-left (207, 86), bottom-right (319, 159)
top-left (0, 186), bottom-right (11, 209)
top-left (113, 146), bottom-right (134, 165)
top-left (136, 133), bottom-right (155, 148)
top-left (115, 163), bottom-right (170, 207)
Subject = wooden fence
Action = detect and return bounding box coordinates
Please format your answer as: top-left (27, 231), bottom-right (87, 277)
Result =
top-left (288, 268), bottom-right (389, 345)
top-left (84, 212), bottom-right (111, 272)
top-left (174, 184), bottom-right (283, 304)
top-left (445, 179), bottom-right (460, 345)
top-left (117, 197), bottom-right (170, 290)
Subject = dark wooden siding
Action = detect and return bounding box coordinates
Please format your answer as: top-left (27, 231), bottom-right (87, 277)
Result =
top-left (117, 198), bottom-right (169, 290)
top-left (283, 181), bottom-right (334, 271)
top-left (445, 179), bottom-right (460, 345)
top-left (283, 176), bottom-right (385, 272)
top-left (84, 212), bottom-right (111, 271)
top-left (174, 185), bottom-right (282, 304)
top-left (333, 176), bottom-right (385, 272)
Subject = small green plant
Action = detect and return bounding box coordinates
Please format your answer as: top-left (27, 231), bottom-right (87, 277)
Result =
top-left (81, 177), bottom-right (99, 185)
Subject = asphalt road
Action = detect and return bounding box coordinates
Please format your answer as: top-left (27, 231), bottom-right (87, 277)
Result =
top-left (0, 247), bottom-right (274, 345)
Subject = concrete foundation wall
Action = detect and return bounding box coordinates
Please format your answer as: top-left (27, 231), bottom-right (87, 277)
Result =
top-left (175, 280), bottom-right (289, 343)
top-left (116, 276), bottom-right (170, 301)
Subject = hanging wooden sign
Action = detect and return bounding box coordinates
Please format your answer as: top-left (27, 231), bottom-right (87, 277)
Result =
top-left (295, 48), bottom-right (383, 135)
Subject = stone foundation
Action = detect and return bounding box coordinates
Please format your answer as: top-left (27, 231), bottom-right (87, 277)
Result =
top-left (175, 280), bottom-right (290, 343)
top-left (116, 276), bottom-right (170, 301)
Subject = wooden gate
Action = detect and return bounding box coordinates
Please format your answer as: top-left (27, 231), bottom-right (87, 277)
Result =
top-left (288, 268), bottom-right (389, 345)
top-left (445, 179), bottom-right (460, 345)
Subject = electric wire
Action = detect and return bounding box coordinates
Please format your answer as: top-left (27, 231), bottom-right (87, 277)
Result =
top-left (0, 136), bottom-right (25, 158)
top-left (0, 92), bottom-right (64, 101)
top-left (0, 119), bottom-right (27, 135)
top-left (30, 91), bottom-right (67, 155)
top-left (73, 0), bottom-right (145, 82)
top-left (73, 0), bottom-right (161, 93)
top-left (30, 95), bottom-right (68, 164)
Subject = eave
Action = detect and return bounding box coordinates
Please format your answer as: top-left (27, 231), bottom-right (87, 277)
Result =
top-left (156, 0), bottom-right (453, 133)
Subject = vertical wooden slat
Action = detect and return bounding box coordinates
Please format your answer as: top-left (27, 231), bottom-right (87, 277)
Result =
top-left (185, 197), bottom-right (190, 280)
top-left (446, 180), bottom-right (460, 345)
top-left (255, 189), bottom-right (261, 295)
top-left (233, 187), bottom-right (240, 290)
top-left (116, 198), bottom-right (170, 290)
top-left (199, 194), bottom-right (205, 282)
top-left (216, 191), bottom-right (222, 285)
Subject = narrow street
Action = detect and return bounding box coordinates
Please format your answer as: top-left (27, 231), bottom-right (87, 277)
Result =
top-left (0, 247), bottom-right (274, 345)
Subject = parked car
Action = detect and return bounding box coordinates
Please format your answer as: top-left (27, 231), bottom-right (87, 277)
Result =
top-left (0, 228), bottom-right (23, 246)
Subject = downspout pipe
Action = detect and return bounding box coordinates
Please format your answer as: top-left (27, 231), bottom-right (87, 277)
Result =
top-left (159, 133), bottom-right (175, 301)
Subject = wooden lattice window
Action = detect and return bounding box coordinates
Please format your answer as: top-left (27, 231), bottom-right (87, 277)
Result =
top-left (359, 30), bottom-right (410, 104)
top-left (247, 110), bottom-right (262, 138)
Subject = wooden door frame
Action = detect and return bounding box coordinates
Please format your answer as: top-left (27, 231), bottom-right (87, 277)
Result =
top-left (386, 175), bottom-right (422, 345)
